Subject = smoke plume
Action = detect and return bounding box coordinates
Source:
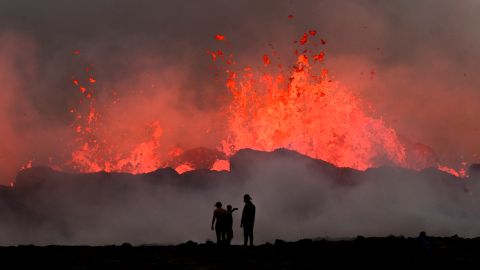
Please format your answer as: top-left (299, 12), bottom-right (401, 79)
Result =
top-left (0, 0), bottom-right (479, 245)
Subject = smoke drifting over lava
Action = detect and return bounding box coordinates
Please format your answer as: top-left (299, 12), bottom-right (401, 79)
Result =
top-left (0, 0), bottom-right (480, 245)
top-left (0, 0), bottom-right (479, 181)
top-left (1, 149), bottom-right (480, 245)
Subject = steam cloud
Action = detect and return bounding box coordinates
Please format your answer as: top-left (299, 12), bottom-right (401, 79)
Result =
top-left (1, 149), bottom-right (480, 245)
top-left (0, 0), bottom-right (479, 244)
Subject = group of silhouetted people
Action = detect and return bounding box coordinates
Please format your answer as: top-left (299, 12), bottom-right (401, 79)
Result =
top-left (211, 194), bottom-right (256, 246)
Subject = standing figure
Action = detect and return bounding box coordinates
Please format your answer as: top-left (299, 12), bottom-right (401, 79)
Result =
top-left (211, 202), bottom-right (227, 245)
top-left (240, 194), bottom-right (256, 246)
top-left (225, 205), bottom-right (238, 245)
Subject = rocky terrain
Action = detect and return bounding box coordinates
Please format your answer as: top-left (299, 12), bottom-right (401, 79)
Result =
top-left (1, 236), bottom-right (480, 269)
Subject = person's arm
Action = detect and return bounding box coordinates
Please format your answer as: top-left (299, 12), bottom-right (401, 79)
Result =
top-left (240, 208), bottom-right (244, 228)
top-left (211, 211), bottom-right (216, 230)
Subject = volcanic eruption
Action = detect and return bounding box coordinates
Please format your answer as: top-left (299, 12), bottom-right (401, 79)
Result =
top-left (0, 0), bottom-right (479, 246)
top-left (36, 29), bottom-right (460, 178)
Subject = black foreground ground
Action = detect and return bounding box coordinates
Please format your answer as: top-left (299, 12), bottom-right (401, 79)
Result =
top-left (1, 237), bottom-right (480, 269)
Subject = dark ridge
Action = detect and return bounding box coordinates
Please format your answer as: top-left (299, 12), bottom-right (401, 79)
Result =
top-left (6, 148), bottom-right (469, 196)
top-left (12, 148), bottom-right (468, 190)
top-left (470, 164), bottom-right (480, 179)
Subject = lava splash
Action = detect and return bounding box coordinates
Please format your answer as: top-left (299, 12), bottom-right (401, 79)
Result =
top-left (221, 54), bottom-right (407, 170)
top-left (26, 31), bottom-right (464, 177)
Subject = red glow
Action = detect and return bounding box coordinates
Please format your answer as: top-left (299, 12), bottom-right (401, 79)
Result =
top-left (168, 147), bottom-right (183, 158)
top-left (31, 31), bottom-right (466, 179)
top-left (437, 165), bottom-right (467, 178)
top-left (263, 54), bottom-right (271, 66)
top-left (175, 163), bottom-right (194, 174)
top-left (313, 52), bottom-right (325, 62)
top-left (299, 33), bottom-right (308, 45)
top-left (221, 52), bottom-right (407, 170)
top-left (211, 159), bottom-right (230, 171)
top-left (208, 51), bottom-right (218, 61)
top-left (20, 160), bottom-right (33, 171)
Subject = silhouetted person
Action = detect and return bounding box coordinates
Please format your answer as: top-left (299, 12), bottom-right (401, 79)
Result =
top-left (211, 202), bottom-right (227, 245)
top-left (416, 231), bottom-right (431, 254)
top-left (225, 205), bottom-right (238, 245)
top-left (241, 194), bottom-right (255, 246)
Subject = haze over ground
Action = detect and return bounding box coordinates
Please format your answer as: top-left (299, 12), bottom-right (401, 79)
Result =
top-left (0, 0), bottom-right (479, 183)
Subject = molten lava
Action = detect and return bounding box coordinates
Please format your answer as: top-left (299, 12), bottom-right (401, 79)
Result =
top-left (220, 54), bottom-right (407, 170)
top-left (21, 29), bottom-right (465, 177)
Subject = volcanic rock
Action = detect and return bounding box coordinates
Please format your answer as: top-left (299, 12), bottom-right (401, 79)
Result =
top-left (469, 164), bottom-right (480, 179)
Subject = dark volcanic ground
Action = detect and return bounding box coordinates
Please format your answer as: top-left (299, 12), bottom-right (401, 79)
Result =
top-left (2, 237), bottom-right (480, 269)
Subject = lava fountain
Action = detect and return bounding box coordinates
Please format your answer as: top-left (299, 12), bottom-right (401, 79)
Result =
top-left (22, 30), bottom-right (464, 177)
top-left (221, 53), bottom-right (407, 170)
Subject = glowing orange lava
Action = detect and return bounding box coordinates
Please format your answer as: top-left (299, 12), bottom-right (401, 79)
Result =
top-left (220, 54), bottom-right (407, 170)
top-left (25, 29), bottom-right (466, 178)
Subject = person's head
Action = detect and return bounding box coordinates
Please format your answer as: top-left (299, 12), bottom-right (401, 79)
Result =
top-left (243, 194), bottom-right (252, 203)
top-left (227, 205), bottom-right (232, 211)
top-left (215, 202), bottom-right (222, 208)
